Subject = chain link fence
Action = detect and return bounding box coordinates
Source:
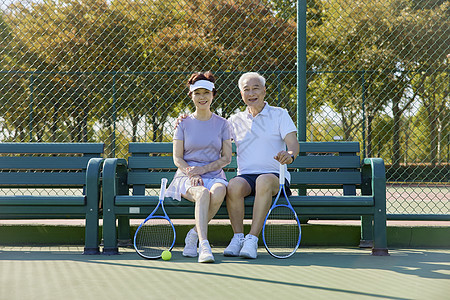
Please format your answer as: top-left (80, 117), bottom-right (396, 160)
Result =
top-left (0, 0), bottom-right (448, 218)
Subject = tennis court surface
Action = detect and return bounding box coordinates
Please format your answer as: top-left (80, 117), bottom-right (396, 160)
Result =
top-left (1, 246), bottom-right (448, 299)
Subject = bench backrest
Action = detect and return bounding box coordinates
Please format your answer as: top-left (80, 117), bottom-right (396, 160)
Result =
top-left (126, 142), bottom-right (362, 195)
top-left (0, 143), bottom-right (104, 188)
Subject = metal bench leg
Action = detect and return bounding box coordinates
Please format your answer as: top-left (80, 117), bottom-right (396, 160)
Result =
top-left (372, 211), bottom-right (389, 255)
top-left (117, 216), bottom-right (132, 247)
top-left (83, 208), bottom-right (100, 255)
top-left (359, 216), bottom-right (374, 248)
top-left (102, 208), bottom-right (119, 255)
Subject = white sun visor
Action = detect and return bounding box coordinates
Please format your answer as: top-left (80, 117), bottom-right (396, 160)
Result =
top-left (189, 80), bottom-right (215, 92)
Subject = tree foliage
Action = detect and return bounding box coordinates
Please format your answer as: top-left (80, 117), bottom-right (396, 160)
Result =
top-left (0, 0), bottom-right (447, 165)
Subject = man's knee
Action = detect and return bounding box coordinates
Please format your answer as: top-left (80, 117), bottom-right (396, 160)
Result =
top-left (255, 174), bottom-right (278, 195)
top-left (227, 177), bottom-right (251, 199)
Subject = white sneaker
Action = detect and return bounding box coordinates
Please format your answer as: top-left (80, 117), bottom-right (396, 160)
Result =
top-left (182, 228), bottom-right (198, 257)
top-left (223, 233), bottom-right (244, 257)
top-left (198, 240), bottom-right (215, 263)
top-left (239, 234), bottom-right (258, 259)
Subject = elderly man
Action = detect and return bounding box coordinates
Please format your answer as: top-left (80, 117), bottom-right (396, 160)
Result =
top-left (224, 72), bottom-right (299, 259)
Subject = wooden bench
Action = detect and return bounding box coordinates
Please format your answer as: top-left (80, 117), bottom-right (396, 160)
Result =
top-left (0, 143), bottom-right (104, 254)
top-left (101, 142), bottom-right (389, 256)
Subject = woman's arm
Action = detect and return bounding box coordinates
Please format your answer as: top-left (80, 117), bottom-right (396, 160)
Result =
top-left (173, 139), bottom-right (191, 175)
top-left (186, 139), bottom-right (232, 177)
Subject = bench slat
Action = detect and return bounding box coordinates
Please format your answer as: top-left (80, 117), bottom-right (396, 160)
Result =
top-left (127, 142), bottom-right (360, 155)
top-left (0, 157), bottom-right (92, 170)
top-left (290, 155), bottom-right (360, 169)
top-left (0, 196), bottom-right (85, 206)
top-left (0, 206), bottom-right (87, 215)
top-left (289, 196), bottom-right (373, 206)
top-left (127, 171), bottom-right (362, 186)
top-left (130, 157), bottom-right (361, 170)
top-left (128, 156), bottom-right (176, 169)
top-left (299, 142), bottom-right (360, 153)
top-left (0, 143), bottom-right (104, 154)
top-left (0, 172), bottom-right (86, 186)
top-left (127, 172), bottom-right (175, 185)
top-left (115, 195), bottom-right (372, 207)
top-left (290, 171), bottom-right (361, 185)
top-left (129, 142), bottom-right (172, 153)
top-left (127, 155), bottom-right (360, 171)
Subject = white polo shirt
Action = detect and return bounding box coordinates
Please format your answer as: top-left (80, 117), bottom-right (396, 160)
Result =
top-left (228, 102), bottom-right (297, 182)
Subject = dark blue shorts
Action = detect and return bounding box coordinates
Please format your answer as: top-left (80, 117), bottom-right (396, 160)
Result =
top-left (235, 173), bottom-right (292, 197)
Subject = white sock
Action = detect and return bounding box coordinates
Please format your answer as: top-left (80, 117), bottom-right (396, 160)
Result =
top-left (246, 234), bottom-right (258, 240)
top-left (234, 233), bottom-right (244, 239)
top-left (200, 240), bottom-right (210, 247)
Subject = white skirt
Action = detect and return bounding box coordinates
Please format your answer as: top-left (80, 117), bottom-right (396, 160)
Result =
top-left (165, 174), bottom-right (228, 201)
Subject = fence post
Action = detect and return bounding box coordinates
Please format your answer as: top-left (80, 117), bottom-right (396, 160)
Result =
top-left (297, 0), bottom-right (307, 142)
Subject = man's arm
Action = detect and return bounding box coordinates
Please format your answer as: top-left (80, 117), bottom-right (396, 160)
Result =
top-left (274, 131), bottom-right (299, 165)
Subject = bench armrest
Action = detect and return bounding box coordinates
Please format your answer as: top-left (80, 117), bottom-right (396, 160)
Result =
top-left (85, 157), bottom-right (104, 206)
top-left (102, 158), bottom-right (128, 253)
top-left (362, 158), bottom-right (389, 255)
top-left (84, 157), bottom-right (104, 254)
top-left (362, 158), bottom-right (386, 197)
top-left (103, 158), bottom-right (129, 199)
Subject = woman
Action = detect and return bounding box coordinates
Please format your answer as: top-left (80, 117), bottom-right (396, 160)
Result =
top-left (165, 71), bottom-right (232, 263)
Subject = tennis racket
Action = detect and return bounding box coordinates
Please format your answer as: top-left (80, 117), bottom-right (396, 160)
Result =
top-left (262, 164), bottom-right (301, 258)
top-left (134, 178), bottom-right (176, 259)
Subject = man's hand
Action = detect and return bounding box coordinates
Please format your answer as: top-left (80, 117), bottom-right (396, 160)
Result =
top-left (175, 113), bottom-right (189, 129)
top-left (274, 150), bottom-right (294, 165)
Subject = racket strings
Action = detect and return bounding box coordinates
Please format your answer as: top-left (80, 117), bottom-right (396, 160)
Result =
top-left (264, 205), bottom-right (300, 258)
top-left (134, 217), bottom-right (174, 258)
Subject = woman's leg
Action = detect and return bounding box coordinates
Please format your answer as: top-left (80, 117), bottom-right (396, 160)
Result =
top-left (183, 186), bottom-right (210, 242)
top-left (207, 183), bottom-right (226, 222)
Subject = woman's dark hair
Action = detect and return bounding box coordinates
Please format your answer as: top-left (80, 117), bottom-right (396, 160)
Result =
top-left (187, 71), bottom-right (217, 96)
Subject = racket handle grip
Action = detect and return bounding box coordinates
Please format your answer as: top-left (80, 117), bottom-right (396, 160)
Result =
top-left (160, 178), bottom-right (168, 200)
top-left (279, 164), bottom-right (285, 185)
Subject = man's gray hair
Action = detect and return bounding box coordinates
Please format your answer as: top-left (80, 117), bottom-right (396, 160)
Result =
top-left (238, 72), bottom-right (266, 91)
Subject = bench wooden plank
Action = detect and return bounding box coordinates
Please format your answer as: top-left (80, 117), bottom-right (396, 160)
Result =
top-left (0, 206), bottom-right (87, 215)
top-left (128, 155), bottom-right (362, 170)
top-left (290, 172), bottom-right (361, 185)
top-left (0, 143), bottom-right (104, 154)
top-left (0, 196), bottom-right (85, 206)
top-left (0, 172), bottom-right (86, 186)
top-left (128, 156), bottom-right (176, 169)
top-left (290, 156), bottom-right (361, 169)
top-left (299, 142), bottom-right (360, 153)
top-left (127, 172), bottom-right (175, 185)
top-left (0, 157), bottom-right (93, 170)
top-left (115, 195), bottom-right (373, 207)
top-left (129, 142), bottom-right (172, 153)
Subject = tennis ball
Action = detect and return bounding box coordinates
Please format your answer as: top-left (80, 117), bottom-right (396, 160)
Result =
top-left (161, 250), bottom-right (172, 261)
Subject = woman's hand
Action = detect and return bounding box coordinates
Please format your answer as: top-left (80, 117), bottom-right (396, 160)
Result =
top-left (185, 166), bottom-right (206, 177)
top-left (190, 175), bottom-right (204, 187)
